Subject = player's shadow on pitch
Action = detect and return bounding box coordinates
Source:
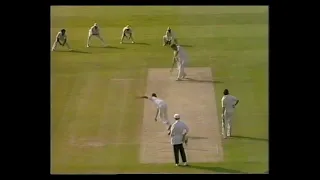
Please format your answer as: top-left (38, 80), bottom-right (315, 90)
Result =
top-left (90, 46), bottom-right (124, 49)
top-left (135, 42), bottom-right (150, 45)
top-left (180, 44), bottom-right (193, 47)
top-left (231, 135), bottom-right (268, 142)
top-left (184, 78), bottom-right (223, 84)
top-left (55, 50), bottom-right (91, 54)
top-left (188, 136), bottom-right (208, 140)
top-left (183, 165), bottom-right (245, 174)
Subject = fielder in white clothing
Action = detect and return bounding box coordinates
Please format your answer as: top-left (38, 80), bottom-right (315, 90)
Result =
top-left (170, 44), bottom-right (188, 81)
top-left (86, 23), bottom-right (107, 47)
top-left (51, 29), bottom-right (72, 51)
top-left (139, 93), bottom-right (171, 134)
top-left (120, 25), bottom-right (134, 44)
top-left (163, 27), bottom-right (178, 46)
top-left (221, 89), bottom-right (239, 138)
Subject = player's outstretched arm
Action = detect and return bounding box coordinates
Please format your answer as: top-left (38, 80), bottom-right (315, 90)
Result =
top-left (138, 96), bottom-right (149, 99)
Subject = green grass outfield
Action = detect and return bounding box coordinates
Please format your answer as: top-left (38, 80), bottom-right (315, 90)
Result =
top-left (51, 6), bottom-right (268, 174)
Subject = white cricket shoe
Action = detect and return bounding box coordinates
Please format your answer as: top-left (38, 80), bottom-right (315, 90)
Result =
top-left (120, 42), bottom-right (123, 44)
top-left (86, 45), bottom-right (90, 48)
top-left (132, 41), bottom-right (135, 44)
top-left (183, 162), bottom-right (189, 166)
top-left (176, 78), bottom-right (182, 81)
top-left (175, 164), bottom-right (179, 166)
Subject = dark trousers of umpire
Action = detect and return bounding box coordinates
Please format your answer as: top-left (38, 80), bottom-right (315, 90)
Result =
top-left (173, 143), bottom-right (187, 164)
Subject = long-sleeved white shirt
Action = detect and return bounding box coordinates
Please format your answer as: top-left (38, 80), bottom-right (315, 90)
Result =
top-left (170, 120), bottom-right (189, 145)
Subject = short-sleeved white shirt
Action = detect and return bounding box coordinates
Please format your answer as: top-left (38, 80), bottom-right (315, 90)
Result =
top-left (221, 95), bottom-right (238, 113)
top-left (89, 26), bottom-right (100, 35)
top-left (56, 32), bottom-right (67, 41)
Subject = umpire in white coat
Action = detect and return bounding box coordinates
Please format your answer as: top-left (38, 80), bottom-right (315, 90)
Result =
top-left (170, 114), bottom-right (189, 166)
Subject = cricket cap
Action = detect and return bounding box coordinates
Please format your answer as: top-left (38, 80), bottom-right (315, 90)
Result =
top-left (173, 114), bottom-right (180, 119)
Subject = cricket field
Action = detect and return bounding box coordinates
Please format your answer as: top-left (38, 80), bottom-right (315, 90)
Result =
top-left (51, 6), bottom-right (268, 174)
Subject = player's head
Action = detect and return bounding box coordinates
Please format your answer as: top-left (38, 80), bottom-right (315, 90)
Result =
top-left (167, 27), bottom-right (171, 33)
top-left (170, 44), bottom-right (178, 50)
top-left (223, 89), bottom-right (229, 95)
top-left (94, 23), bottom-right (98, 28)
top-left (126, 25), bottom-right (130, 28)
top-left (173, 114), bottom-right (180, 120)
top-left (151, 93), bottom-right (157, 97)
top-left (61, 29), bottom-right (66, 35)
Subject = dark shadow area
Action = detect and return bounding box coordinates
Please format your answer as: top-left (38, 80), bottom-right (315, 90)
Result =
top-left (183, 78), bottom-right (223, 83)
top-left (134, 42), bottom-right (150, 45)
top-left (188, 136), bottom-right (208, 140)
top-left (180, 44), bottom-right (193, 47)
top-left (183, 165), bottom-right (245, 174)
top-left (90, 46), bottom-right (124, 49)
top-left (231, 135), bottom-right (268, 142)
top-left (54, 50), bottom-right (91, 54)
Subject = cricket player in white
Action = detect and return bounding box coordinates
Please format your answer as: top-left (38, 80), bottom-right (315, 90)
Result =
top-left (221, 89), bottom-right (239, 138)
top-left (139, 93), bottom-right (172, 134)
top-left (170, 44), bottom-right (188, 81)
top-left (120, 25), bottom-right (135, 44)
top-left (51, 29), bottom-right (72, 51)
top-left (163, 27), bottom-right (177, 46)
top-left (86, 23), bottom-right (107, 47)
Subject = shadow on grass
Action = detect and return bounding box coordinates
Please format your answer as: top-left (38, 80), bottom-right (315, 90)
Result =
top-left (188, 136), bottom-right (208, 140)
top-left (180, 44), bottom-right (193, 47)
top-left (183, 78), bottom-right (223, 83)
top-left (55, 50), bottom-right (91, 54)
top-left (231, 136), bottom-right (268, 142)
top-left (135, 42), bottom-right (150, 45)
top-left (184, 165), bottom-right (245, 174)
top-left (90, 46), bottom-right (124, 49)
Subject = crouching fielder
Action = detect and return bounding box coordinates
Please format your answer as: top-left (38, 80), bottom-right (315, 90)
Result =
top-left (170, 44), bottom-right (188, 81)
top-left (163, 27), bottom-right (178, 46)
top-left (120, 25), bottom-right (135, 44)
top-left (51, 29), bottom-right (72, 51)
top-left (138, 93), bottom-right (172, 134)
top-left (87, 23), bottom-right (106, 47)
top-left (221, 89), bottom-right (239, 138)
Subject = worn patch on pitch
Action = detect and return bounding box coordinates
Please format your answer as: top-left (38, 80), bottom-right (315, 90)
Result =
top-left (140, 67), bottom-right (223, 163)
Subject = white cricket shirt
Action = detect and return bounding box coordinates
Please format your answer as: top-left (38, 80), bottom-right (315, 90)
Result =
top-left (149, 97), bottom-right (167, 108)
top-left (170, 120), bottom-right (189, 145)
top-left (89, 26), bottom-right (100, 35)
top-left (56, 32), bottom-right (67, 41)
top-left (221, 95), bottom-right (238, 113)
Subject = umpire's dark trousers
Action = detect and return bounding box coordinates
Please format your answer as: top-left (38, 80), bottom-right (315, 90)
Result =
top-left (173, 143), bottom-right (187, 164)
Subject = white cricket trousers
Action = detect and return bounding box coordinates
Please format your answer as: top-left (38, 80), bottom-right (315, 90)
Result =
top-left (177, 61), bottom-right (186, 79)
top-left (51, 40), bottom-right (70, 51)
top-left (222, 111), bottom-right (234, 137)
top-left (87, 33), bottom-right (106, 46)
top-left (159, 105), bottom-right (170, 127)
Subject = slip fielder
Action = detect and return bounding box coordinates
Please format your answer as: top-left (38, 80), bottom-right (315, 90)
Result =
top-left (163, 27), bottom-right (178, 46)
top-left (86, 23), bottom-right (107, 47)
top-left (221, 89), bottom-right (239, 138)
top-left (120, 25), bottom-right (135, 44)
top-left (51, 29), bottom-right (72, 51)
top-left (138, 93), bottom-right (172, 134)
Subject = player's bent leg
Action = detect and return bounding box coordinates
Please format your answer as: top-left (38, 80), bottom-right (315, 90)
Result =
top-left (51, 41), bottom-right (58, 51)
top-left (97, 35), bottom-right (107, 46)
top-left (120, 33), bottom-right (126, 43)
top-left (87, 34), bottom-right (93, 47)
